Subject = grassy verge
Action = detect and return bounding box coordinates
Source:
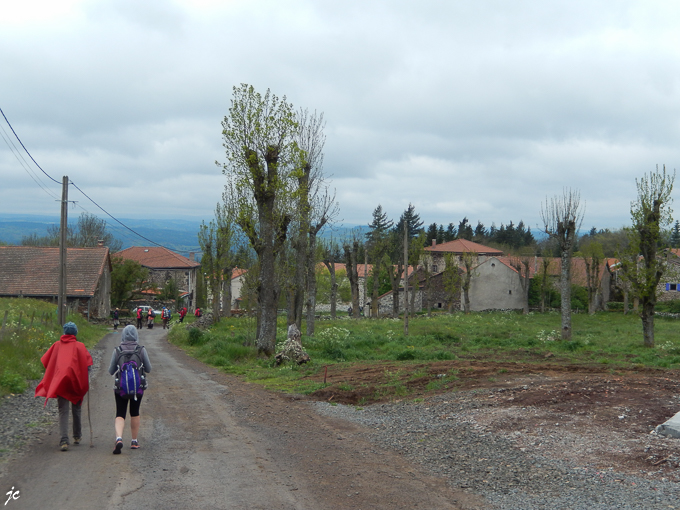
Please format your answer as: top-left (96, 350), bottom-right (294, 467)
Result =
top-left (168, 310), bottom-right (680, 397)
top-left (0, 298), bottom-right (107, 396)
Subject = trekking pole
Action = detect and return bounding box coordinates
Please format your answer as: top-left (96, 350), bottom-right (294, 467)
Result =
top-left (87, 387), bottom-right (94, 448)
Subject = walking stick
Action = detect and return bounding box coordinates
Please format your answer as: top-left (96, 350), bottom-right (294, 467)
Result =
top-left (87, 388), bottom-right (93, 448)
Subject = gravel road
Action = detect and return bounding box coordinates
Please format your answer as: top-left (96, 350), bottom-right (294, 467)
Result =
top-left (0, 328), bottom-right (476, 510)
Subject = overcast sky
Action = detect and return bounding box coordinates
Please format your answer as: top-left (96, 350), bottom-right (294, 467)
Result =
top-left (2, 0), bottom-right (680, 237)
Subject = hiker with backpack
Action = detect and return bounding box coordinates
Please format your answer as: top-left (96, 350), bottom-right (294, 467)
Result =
top-left (35, 322), bottom-right (93, 451)
top-left (108, 324), bottom-right (152, 454)
top-left (136, 307), bottom-right (143, 329)
top-left (147, 308), bottom-right (155, 329)
top-left (161, 307), bottom-right (171, 329)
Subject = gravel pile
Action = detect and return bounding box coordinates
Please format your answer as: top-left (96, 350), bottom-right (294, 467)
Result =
top-left (313, 391), bottom-right (680, 510)
top-left (0, 347), bottom-right (103, 468)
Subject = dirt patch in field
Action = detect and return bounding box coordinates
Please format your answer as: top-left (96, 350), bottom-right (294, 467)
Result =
top-left (307, 360), bottom-right (680, 478)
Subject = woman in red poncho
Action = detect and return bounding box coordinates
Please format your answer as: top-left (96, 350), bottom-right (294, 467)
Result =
top-left (35, 322), bottom-right (93, 451)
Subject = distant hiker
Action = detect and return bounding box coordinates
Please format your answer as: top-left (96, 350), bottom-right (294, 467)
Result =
top-left (161, 307), bottom-right (171, 329)
top-left (136, 307), bottom-right (143, 329)
top-left (109, 325), bottom-right (152, 454)
top-left (179, 307), bottom-right (187, 323)
top-left (113, 308), bottom-right (120, 331)
top-left (147, 308), bottom-right (155, 329)
top-left (194, 308), bottom-right (201, 318)
top-left (35, 322), bottom-right (93, 451)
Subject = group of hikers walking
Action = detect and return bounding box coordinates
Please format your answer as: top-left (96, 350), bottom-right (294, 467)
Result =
top-left (34, 322), bottom-right (152, 454)
top-left (32, 302), bottom-right (208, 454)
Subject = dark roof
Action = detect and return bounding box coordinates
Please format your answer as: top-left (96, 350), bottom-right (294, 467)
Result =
top-left (114, 246), bottom-right (200, 269)
top-left (0, 246), bottom-right (111, 297)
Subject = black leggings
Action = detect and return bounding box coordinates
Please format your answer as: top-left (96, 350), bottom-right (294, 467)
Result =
top-left (115, 392), bottom-right (143, 418)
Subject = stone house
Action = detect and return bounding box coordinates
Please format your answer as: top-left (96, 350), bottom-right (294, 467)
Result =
top-left (422, 239), bottom-right (504, 274)
top-left (114, 246), bottom-right (200, 311)
top-left (0, 246), bottom-right (112, 318)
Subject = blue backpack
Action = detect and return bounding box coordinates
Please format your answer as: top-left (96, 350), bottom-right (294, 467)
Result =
top-left (114, 345), bottom-right (147, 400)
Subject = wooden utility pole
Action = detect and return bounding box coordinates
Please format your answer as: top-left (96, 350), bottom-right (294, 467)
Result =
top-left (58, 176), bottom-right (68, 326)
top-left (403, 221), bottom-right (409, 336)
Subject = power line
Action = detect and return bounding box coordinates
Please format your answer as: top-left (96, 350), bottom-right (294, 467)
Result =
top-left (0, 107), bottom-right (61, 184)
top-left (0, 106), bottom-right (199, 254)
top-left (0, 121), bottom-right (60, 200)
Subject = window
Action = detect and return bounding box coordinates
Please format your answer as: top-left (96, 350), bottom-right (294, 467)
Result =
top-left (432, 265), bottom-right (438, 272)
top-left (508, 290), bottom-right (512, 295)
top-left (666, 283), bottom-right (680, 291)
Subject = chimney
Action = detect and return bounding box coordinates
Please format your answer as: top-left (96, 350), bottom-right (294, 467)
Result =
top-left (189, 252), bottom-right (195, 261)
top-left (97, 239), bottom-right (104, 247)
top-left (432, 239), bottom-right (436, 247)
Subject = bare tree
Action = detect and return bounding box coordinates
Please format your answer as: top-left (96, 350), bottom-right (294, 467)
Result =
top-left (509, 254), bottom-right (531, 314)
top-left (343, 239), bottom-right (361, 318)
top-left (579, 240), bottom-right (605, 314)
top-left (538, 257), bottom-right (554, 313)
top-left (460, 251), bottom-right (477, 314)
top-left (320, 239), bottom-right (341, 319)
top-left (541, 189), bottom-right (585, 340)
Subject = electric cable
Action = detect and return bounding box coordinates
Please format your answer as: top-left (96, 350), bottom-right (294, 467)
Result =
top-left (0, 106), bottom-right (200, 255)
top-left (0, 106), bottom-right (61, 184)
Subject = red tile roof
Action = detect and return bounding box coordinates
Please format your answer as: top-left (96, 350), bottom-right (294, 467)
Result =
top-left (114, 246), bottom-right (200, 269)
top-left (324, 263), bottom-right (415, 279)
top-left (0, 246), bottom-right (111, 297)
top-left (424, 239), bottom-right (504, 255)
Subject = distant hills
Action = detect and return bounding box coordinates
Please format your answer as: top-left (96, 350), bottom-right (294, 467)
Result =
top-left (0, 213), bottom-right (368, 256)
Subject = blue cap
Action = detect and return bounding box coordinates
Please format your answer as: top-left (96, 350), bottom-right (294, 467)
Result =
top-left (63, 322), bottom-right (78, 335)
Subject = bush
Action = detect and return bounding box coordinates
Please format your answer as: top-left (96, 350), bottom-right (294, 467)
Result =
top-left (188, 327), bottom-right (205, 346)
top-left (0, 371), bottom-right (27, 394)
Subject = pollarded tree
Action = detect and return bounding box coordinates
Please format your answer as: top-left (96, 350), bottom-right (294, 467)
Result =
top-left (460, 250), bottom-right (477, 314)
top-left (220, 84), bottom-right (299, 356)
top-left (578, 240), bottom-right (605, 314)
top-left (295, 109), bottom-right (338, 336)
top-left (624, 165), bottom-right (675, 347)
top-left (541, 188), bottom-right (585, 340)
top-left (508, 254), bottom-right (531, 314)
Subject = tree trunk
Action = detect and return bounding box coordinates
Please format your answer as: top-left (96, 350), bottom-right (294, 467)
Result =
top-left (640, 299), bottom-right (655, 347)
top-left (223, 268), bottom-right (233, 318)
top-left (344, 241), bottom-right (360, 319)
top-left (305, 232), bottom-right (318, 336)
top-left (322, 260), bottom-right (337, 320)
top-left (623, 288), bottom-right (629, 315)
top-left (389, 261), bottom-right (403, 317)
top-left (256, 236), bottom-right (280, 355)
top-left (371, 257), bottom-right (381, 318)
top-left (560, 251), bottom-right (572, 341)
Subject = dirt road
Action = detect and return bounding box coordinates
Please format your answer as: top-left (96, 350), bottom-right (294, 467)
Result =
top-left (0, 328), bottom-right (481, 510)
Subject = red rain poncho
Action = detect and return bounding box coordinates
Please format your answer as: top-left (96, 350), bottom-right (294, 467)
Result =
top-left (35, 335), bottom-right (93, 405)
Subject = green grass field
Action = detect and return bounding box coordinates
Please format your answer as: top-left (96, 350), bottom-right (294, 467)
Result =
top-left (167, 309), bottom-right (680, 395)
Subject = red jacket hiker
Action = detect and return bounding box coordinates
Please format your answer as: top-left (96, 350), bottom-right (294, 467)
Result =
top-left (35, 331), bottom-right (93, 406)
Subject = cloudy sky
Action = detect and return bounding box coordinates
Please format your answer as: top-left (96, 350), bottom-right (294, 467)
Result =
top-left (2, 0), bottom-right (680, 237)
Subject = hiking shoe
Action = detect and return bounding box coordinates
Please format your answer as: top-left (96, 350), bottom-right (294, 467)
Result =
top-left (60, 441), bottom-right (68, 452)
top-left (73, 436), bottom-right (81, 445)
top-left (113, 439), bottom-right (123, 455)
top-left (130, 440), bottom-right (140, 449)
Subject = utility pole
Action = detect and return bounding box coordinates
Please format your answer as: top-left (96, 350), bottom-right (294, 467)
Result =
top-left (58, 176), bottom-right (68, 326)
